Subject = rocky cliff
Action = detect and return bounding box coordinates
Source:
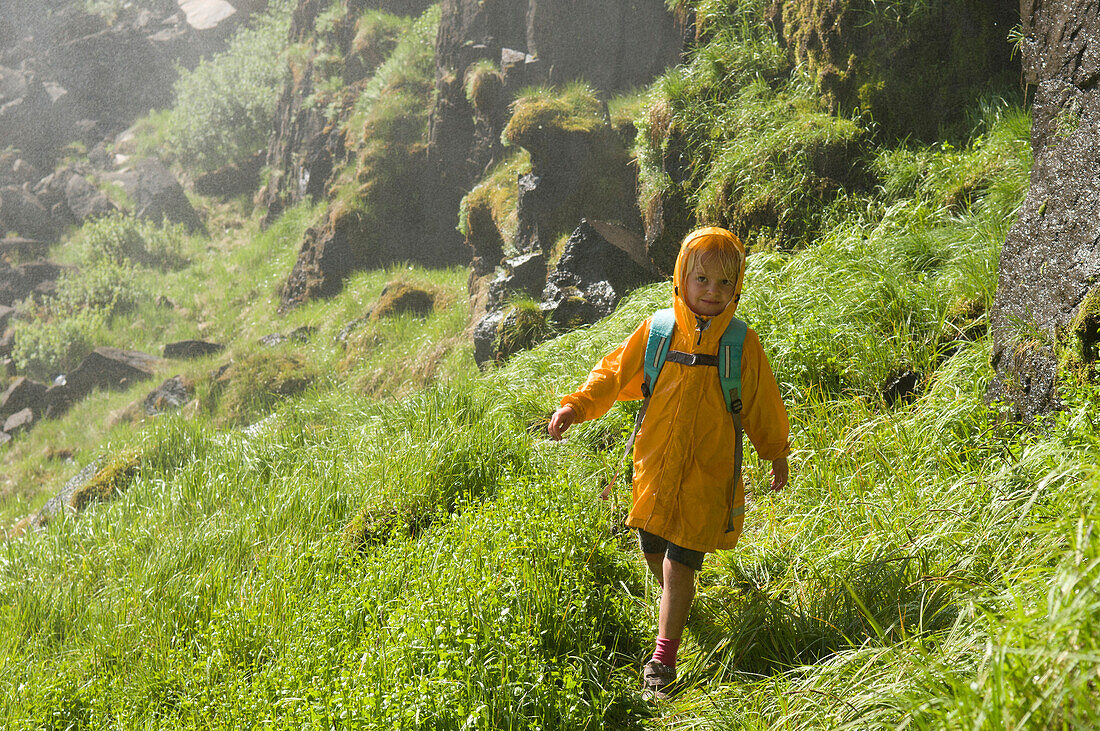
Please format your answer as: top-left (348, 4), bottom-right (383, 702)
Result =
top-left (268, 0), bottom-right (685, 311)
top-left (987, 1), bottom-right (1100, 420)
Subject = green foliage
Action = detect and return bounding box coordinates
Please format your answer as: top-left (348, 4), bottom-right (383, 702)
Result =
top-left (10, 308), bottom-right (104, 380)
top-left (205, 349), bottom-right (322, 427)
top-left (164, 1), bottom-right (294, 172)
top-left (495, 298), bottom-right (553, 363)
top-left (75, 211), bottom-right (188, 271)
top-left (8, 213), bottom-right (193, 380)
top-left (637, 4), bottom-right (868, 257)
top-left (691, 77), bottom-right (869, 244)
top-left (775, 0), bottom-right (1018, 141)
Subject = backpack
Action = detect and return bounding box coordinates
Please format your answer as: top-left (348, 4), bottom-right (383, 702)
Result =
top-left (600, 308), bottom-right (749, 533)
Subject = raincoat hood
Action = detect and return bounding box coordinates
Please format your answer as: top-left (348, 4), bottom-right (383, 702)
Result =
top-left (671, 227), bottom-right (746, 346)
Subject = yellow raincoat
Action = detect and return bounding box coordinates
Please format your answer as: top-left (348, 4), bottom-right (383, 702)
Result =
top-left (560, 228), bottom-right (790, 553)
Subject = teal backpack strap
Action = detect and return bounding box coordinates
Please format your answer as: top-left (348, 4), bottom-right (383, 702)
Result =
top-left (718, 317), bottom-right (747, 413)
top-left (719, 316), bottom-right (748, 532)
top-left (642, 308), bottom-right (676, 397)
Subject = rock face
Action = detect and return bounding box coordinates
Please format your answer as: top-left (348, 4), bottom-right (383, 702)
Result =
top-left (773, 0), bottom-right (1017, 141)
top-left (426, 0), bottom-right (683, 267)
top-left (0, 1), bottom-right (258, 172)
top-left (987, 1), bottom-right (1100, 420)
top-left (472, 219), bottom-right (658, 366)
top-left (269, 0), bottom-right (684, 310)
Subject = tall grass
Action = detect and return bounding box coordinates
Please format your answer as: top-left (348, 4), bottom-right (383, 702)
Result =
top-left (3, 2), bottom-right (1098, 728)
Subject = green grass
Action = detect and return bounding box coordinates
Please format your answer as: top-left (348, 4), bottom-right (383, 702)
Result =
top-left (1, 1), bottom-right (1097, 728)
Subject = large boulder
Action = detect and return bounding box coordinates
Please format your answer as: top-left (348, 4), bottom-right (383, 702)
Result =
top-left (427, 0), bottom-right (682, 266)
top-left (65, 346), bottom-right (162, 399)
top-left (3, 406), bottom-right (35, 436)
top-left (108, 158), bottom-right (206, 234)
top-left (142, 375), bottom-right (194, 416)
top-left (64, 173), bottom-right (116, 223)
top-left (987, 0), bottom-right (1100, 420)
top-left (0, 185), bottom-right (61, 242)
top-left (503, 88), bottom-right (643, 254)
top-left (0, 376), bottom-right (47, 419)
top-left (0, 260), bottom-right (67, 307)
top-left (473, 220), bottom-right (659, 366)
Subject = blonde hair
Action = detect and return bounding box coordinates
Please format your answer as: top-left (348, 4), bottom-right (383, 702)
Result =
top-left (681, 230), bottom-right (743, 287)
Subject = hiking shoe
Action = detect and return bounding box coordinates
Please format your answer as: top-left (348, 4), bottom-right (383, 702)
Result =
top-left (642, 659), bottom-right (676, 701)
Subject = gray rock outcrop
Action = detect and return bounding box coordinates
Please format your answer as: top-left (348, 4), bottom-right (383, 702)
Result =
top-left (107, 158), bottom-right (206, 234)
top-left (473, 219), bottom-right (659, 366)
top-left (987, 1), bottom-right (1100, 420)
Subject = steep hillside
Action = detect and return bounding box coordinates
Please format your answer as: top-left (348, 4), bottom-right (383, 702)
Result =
top-left (2, 0), bottom-right (1100, 728)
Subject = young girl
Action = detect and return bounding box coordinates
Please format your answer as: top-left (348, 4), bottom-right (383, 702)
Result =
top-left (548, 227), bottom-right (790, 700)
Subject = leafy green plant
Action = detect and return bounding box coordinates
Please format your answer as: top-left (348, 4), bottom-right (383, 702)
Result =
top-left (75, 212), bottom-right (188, 271)
top-left (164, 1), bottom-right (294, 171)
top-left (11, 308), bottom-right (104, 380)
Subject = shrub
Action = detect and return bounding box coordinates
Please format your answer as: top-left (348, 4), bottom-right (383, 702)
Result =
top-left (54, 259), bottom-right (146, 314)
top-left (164, 1), bottom-right (293, 171)
top-left (76, 212), bottom-right (188, 271)
top-left (11, 308), bottom-right (104, 380)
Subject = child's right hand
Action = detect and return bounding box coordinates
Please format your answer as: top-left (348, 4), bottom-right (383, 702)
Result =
top-left (547, 405), bottom-right (576, 441)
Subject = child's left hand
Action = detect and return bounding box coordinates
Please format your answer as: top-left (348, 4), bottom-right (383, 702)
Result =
top-left (769, 457), bottom-right (789, 492)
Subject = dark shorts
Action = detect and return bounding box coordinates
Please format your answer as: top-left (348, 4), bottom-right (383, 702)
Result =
top-left (638, 529), bottom-right (705, 572)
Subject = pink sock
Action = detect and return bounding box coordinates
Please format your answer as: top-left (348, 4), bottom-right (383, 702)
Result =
top-left (652, 636), bottom-right (681, 667)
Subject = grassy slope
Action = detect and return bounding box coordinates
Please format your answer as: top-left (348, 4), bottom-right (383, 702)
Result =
top-left (3, 4), bottom-right (1100, 731)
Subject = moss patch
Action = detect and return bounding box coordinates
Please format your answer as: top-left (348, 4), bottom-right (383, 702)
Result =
top-left (67, 449), bottom-right (142, 513)
top-left (371, 280), bottom-right (435, 320)
top-left (207, 351), bottom-right (319, 427)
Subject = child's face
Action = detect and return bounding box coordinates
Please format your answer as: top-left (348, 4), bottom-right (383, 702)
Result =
top-left (683, 258), bottom-right (736, 317)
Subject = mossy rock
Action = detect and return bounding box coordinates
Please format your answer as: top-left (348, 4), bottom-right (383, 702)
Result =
top-left (341, 502), bottom-right (437, 555)
top-left (777, 0), bottom-right (1017, 141)
top-left (502, 84), bottom-right (641, 248)
top-left (1061, 286), bottom-right (1100, 381)
top-left (494, 302), bottom-right (553, 362)
top-left (459, 151), bottom-right (530, 272)
top-left (464, 60), bottom-right (506, 119)
top-left (207, 351), bottom-right (319, 426)
top-left (67, 448), bottom-right (142, 513)
top-left (370, 280), bottom-right (435, 320)
top-left (503, 85), bottom-right (608, 153)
